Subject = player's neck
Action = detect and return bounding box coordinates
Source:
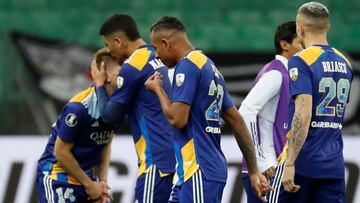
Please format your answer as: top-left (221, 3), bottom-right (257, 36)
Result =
top-left (126, 38), bottom-right (146, 57)
top-left (176, 39), bottom-right (194, 62)
top-left (304, 34), bottom-right (328, 48)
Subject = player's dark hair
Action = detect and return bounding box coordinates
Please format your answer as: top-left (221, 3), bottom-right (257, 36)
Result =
top-left (274, 21), bottom-right (297, 55)
top-left (99, 14), bottom-right (140, 41)
top-left (150, 16), bottom-right (186, 33)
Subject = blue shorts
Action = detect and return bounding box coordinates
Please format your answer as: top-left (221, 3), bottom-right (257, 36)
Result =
top-left (36, 170), bottom-right (94, 203)
top-left (277, 172), bottom-right (345, 203)
top-left (135, 165), bottom-right (174, 203)
top-left (168, 169), bottom-right (225, 203)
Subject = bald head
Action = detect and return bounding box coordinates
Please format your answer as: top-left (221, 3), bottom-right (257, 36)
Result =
top-left (297, 2), bottom-right (330, 34)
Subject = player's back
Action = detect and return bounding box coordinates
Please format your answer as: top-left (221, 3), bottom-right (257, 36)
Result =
top-left (111, 45), bottom-right (176, 176)
top-left (171, 50), bottom-right (234, 185)
top-left (288, 45), bottom-right (353, 178)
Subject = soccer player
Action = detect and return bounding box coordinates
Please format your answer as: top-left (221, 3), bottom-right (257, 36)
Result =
top-left (36, 52), bottom-right (120, 202)
top-left (280, 2), bottom-right (353, 203)
top-left (91, 14), bottom-right (176, 203)
top-left (145, 16), bottom-right (271, 203)
top-left (238, 21), bottom-right (303, 203)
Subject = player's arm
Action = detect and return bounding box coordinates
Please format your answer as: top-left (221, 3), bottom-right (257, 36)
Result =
top-left (282, 94), bottom-right (312, 192)
top-left (96, 133), bottom-right (114, 202)
top-left (98, 134), bottom-right (113, 183)
top-left (239, 70), bottom-right (282, 177)
top-left (54, 104), bottom-right (108, 200)
top-left (222, 107), bottom-right (272, 202)
top-left (91, 60), bottom-right (127, 125)
top-left (54, 137), bottom-right (107, 200)
top-left (146, 73), bottom-right (190, 128)
top-left (282, 57), bottom-right (313, 193)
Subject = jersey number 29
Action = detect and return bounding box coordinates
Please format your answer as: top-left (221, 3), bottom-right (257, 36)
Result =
top-left (316, 77), bottom-right (350, 117)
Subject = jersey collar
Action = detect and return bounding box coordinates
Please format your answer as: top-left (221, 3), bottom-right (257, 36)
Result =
top-left (275, 55), bottom-right (289, 70)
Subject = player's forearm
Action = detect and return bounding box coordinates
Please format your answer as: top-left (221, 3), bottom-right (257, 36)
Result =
top-left (223, 107), bottom-right (259, 174)
top-left (286, 94), bottom-right (312, 165)
top-left (155, 88), bottom-right (175, 122)
top-left (54, 150), bottom-right (92, 187)
top-left (98, 141), bottom-right (112, 182)
top-left (96, 86), bottom-right (126, 124)
top-left (235, 115), bottom-right (259, 174)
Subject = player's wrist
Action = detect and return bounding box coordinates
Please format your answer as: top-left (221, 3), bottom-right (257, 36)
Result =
top-left (100, 178), bottom-right (107, 183)
top-left (82, 178), bottom-right (93, 188)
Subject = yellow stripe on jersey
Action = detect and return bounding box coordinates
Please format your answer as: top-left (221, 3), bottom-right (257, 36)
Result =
top-left (187, 50), bottom-right (208, 69)
top-left (49, 162), bottom-right (81, 185)
top-left (332, 48), bottom-right (352, 67)
top-left (298, 46), bottom-right (325, 66)
top-left (128, 47), bottom-right (151, 71)
top-left (279, 131), bottom-right (292, 164)
top-left (69, 87), bottom-right (95, 103)
top-left (135, 135), bottom-right (148, 176)
top-left (181, 138), bottom-right (199, 182)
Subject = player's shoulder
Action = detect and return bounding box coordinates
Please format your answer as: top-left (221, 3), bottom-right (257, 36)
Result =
top-left (295, 46), bottom-right (325, 66)
top-left (61, 102), bottom-right (86, 126)
top-left (69, 87), bottom-right (95, 104)
top-left (331, 47), bottom-right (352, 68)
top-left (123, 45), bottom-right (154, 71)
top-left (182, 50), bottom-right (208, 70)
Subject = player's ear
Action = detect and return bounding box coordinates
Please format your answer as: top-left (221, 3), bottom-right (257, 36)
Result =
top-left (114, 37), bottom-right (121, 47)
top-left (279, 40), bottom-right (289, 52)
top-left (162, 38), bottom-right (170, 48)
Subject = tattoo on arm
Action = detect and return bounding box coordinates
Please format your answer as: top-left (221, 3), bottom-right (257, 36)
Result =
top-left (287, 94), bottom-right (312, 163)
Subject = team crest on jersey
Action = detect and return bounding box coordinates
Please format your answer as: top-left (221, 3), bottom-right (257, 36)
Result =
top-left (289, 67), bottom-right (298, 81)
top-left (65, 113), bottom-right (78, 127)
top-left (117, 76), bottom-right (124, 89)
top-left (176, 73), bottom-right (185, 87)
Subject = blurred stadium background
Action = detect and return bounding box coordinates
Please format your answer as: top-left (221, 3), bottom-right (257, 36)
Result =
top-left (0, 0), bottom-right (359, 202)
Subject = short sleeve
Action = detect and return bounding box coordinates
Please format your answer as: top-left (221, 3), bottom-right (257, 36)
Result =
top-left (171, 61), bottom-right (199, 105)
top-left (288, 56), bottom-right (313, 97)
top-left (222, 85), bottom-right (235, 112)
top-left (110, 64), bottom-right (141, 105)
top-left (57, 103), bottom-right (84, 143)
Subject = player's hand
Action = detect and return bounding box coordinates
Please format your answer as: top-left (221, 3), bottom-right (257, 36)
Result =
top-left (249, 172), bottom-right (273, 202)
top-left (85, 181), bottom-right (106, 201)
top-left (145, 72), bottom-right (163, 93)
top-left (281, 165), bottom-right (300, 193)
top-left (91, 60), bottom-right (106, 87)
top-left (262, 166), bottom-right (275, 180)
top-left (100, 180), bottom-right (112, 203)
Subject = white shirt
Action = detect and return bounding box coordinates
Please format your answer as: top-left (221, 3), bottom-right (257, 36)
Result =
top-left (239, 55), bottom-right (288, 173)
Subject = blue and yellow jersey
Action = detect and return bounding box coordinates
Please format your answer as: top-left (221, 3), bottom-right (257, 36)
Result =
top-left (286, 44), bottom-right (353, 178)
top-left (171, 50), bottom-right (235, 185)
top-left (38, 87), bottom-right (118, 185)
top-left (111, 45), bottom-right (176, 176)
